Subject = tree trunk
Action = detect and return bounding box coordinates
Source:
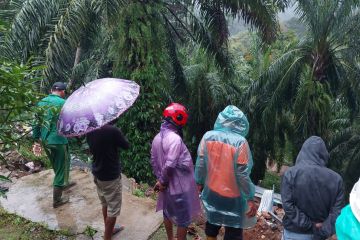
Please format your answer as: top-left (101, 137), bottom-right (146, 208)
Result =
top-left (67, 44), bottom-right (82, 90)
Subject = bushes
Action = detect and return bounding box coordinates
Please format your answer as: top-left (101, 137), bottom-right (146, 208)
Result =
top-left (17, 139), bottom-right (51, 169)
top-left (259, 171), bottom-right (281, 193)
top-left (0, 62), bottom-right (42, 163)
top-left (119, 93), bottom-right (164, 183)
top-left (112, 2), bottom-right (170, 183)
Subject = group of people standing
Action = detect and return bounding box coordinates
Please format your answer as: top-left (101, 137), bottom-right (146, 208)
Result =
top-left (150, 104), bottom-right (360, 240)
top-left (151, 103), bottom-right (257, 240)
top-left (32, 82), bottom-right (129, 239)
top-left (32, 82), bottom-right (359, 240)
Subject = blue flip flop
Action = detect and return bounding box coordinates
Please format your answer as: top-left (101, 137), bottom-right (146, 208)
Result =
top-left (113, 224), bottom-right (125, 236)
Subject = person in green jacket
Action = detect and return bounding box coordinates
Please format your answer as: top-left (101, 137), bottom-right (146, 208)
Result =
top-left (32, 82), bottom-right (76, 208)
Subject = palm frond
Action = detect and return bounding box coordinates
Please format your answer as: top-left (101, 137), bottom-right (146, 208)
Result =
top-left (91, 0), bottom-right (125, 26)
top-left (163, 18), bottom-right (188, 101)
top-left (44, 0), bottom-right (93, 86)
top-left (195, 0), bottom-right (280, 43)
top-left (195, 1), bottom-right (229, 48)
top-left (1, 0), bottom-right (68, 61)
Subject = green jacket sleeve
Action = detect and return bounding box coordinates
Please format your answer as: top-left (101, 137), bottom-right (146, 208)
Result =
top-left (32, 123), bottom-right (41, 140)
top-left (32, 103), bottom-right (41, 141)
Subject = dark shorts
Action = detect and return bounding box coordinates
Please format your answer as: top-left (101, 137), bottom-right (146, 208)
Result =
top-left (205, 222), bottom-right (243, 240)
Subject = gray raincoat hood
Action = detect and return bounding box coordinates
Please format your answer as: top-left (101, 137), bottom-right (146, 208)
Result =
top-left (281, 136), bottom-right (344, 240)
top-left (295, 136), bottom-right (329, 166)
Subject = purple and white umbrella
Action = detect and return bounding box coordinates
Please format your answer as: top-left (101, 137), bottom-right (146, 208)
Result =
top-left (58, 78), bottom-right (140, 137)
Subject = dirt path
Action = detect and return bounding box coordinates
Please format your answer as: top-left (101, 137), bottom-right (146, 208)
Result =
top-left (0, 169), bottom-right (163, 240)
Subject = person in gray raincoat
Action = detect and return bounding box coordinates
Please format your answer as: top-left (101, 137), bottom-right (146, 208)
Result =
top-left (281, 136), bottom-right (344, 240)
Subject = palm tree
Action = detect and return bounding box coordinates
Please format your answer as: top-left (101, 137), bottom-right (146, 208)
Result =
top-left (325, 97), bottom-right (360, 198)
top-left (250, 0), bottom-right (360, 145)
top-left (230, 31), bottom-right (299, 183)
top-left (243, 0), bottom-right (360, 188)
top-left (1, 0), bottom-right (126, 90)
top-left (1, 0), bottom-right (288, 90)
top-left (181, 47), bottom-right (241, 150)
top-left (1, 0), bottom-right (288, 183)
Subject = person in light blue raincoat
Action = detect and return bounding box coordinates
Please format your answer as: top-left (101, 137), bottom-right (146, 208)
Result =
top-left (195, 105), bottom-right (257, 240)
top-left (336, 178), bottom-right (360, 240)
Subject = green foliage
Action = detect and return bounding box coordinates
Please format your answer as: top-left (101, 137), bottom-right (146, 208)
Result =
top-left (242, 0), bottom-right (360, 185)
top-left (2, 0), bottom-right (327, 189)
top-left (119, 97), bottom-right (162, 183)
top-left (0, 62), bottom-right (42, 156)
top-left (256, 0), bottom-right (360, 140)
top-left (17, 139), bottom-right (51, 168)
top-left (0, 174), bottom-right (11, 198)
top-left (0, 61), bottom-right (46, 195)
top-left (0, 0), bottom-right (126, 89)
top-left (181, 46), bottom-right (241, 155)
top-left (0, 175), bottom-right (11, 182)
top-left (293, 72), bottom-right (332, 139)
top-left (133, 188), bottom-right (146, 198)
top-left (0, 0), bottom-right (12, 44)
top-left (0, 208), bottom-right (75, 239)
top-left (112, 2), bottom-right (169, 183)
top-left (328, 101), bottom-right (360, 198)
top-left (194, 0), bottom-right (289, 44)
top-left (259, 171), bottom-right (281, 193)
top-left (132, 182), bottom-right (151, 198)
top-left (83, 225), bottom-right (97, 238)
top-left (1, 0), bottom-right (286, 89)
top-left (229, 31), bottom-right (299, 183)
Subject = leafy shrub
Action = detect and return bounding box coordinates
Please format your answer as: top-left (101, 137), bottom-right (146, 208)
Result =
top-left (259, 171), bottom-right (281, 193)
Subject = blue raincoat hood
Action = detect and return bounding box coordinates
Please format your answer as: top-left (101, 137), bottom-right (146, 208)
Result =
top-left (195, 105), bottom-right (255, 229)
top-left (214, 105), bottom-right (249, 137)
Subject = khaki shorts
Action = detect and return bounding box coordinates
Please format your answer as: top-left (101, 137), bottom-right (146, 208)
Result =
top-left (94, 176), bottom-right (122, 217)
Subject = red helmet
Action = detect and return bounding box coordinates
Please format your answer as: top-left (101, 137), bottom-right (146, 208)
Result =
top-left (163, 103), bottom-right (188, 127)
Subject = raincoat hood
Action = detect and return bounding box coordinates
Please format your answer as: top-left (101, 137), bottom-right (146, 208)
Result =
top-left (160, 120), bottom-right (178, 132)
top-left (350, 178), bottom-right (360, 222)
top-left (282, 136), bottom-right (344, 238)
top-left (160, 120), bottom-right (183, 138)
top-left (214, 105), bottom-right (249, 137)
top-left (295, 136), bottom-right (329, 166)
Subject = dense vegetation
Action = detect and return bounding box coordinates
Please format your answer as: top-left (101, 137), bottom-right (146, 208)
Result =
top-left (1, 0), bottom-right (359, 198)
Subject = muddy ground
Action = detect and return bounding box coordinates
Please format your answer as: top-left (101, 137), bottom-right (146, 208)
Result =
top-left (1, 150), bottom-right (284, 240)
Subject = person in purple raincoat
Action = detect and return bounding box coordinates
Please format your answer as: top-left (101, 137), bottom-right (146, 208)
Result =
top-left (151, 103), bottom-right (201, 240)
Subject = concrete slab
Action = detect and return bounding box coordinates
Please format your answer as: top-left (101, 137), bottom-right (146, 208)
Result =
top-left (0, 169), bottom-right (163, 240)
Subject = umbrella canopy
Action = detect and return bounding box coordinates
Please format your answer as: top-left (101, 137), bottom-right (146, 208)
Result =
top-left (58, 78), bottom-right (140, 137)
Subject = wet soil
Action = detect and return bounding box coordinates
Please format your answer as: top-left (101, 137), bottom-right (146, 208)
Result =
top-left (0, 169), bottom-right (163, 240)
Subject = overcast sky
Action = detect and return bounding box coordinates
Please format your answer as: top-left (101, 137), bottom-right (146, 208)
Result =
top-left (278, 4), bottom-right (297, 21)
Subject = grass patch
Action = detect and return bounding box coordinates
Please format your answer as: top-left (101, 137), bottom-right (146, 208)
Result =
top-left (133, 188), bottom-right (146, 198)
top-left (0, 208), bottom-right (75, 240)
top-left (132, 183), bottom-right (155, 199)
top-left (148, 225), bottom-right (167, 240)
top-left (259, 171), bottom-right (281, 193)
